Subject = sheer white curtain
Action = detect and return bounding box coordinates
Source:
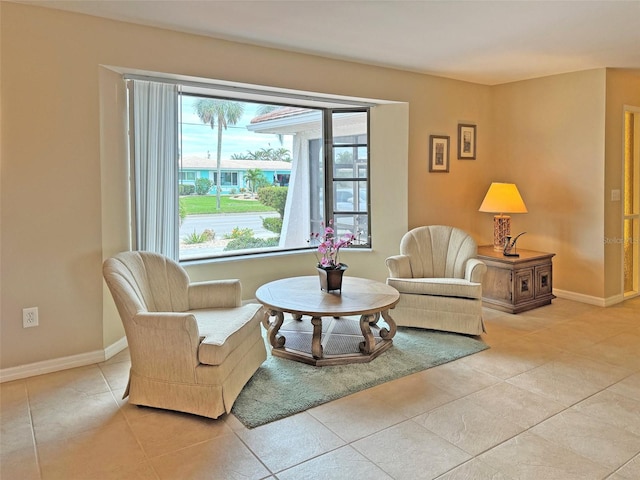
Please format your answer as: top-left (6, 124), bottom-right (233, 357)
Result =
top-left (131, 80), bottom-right (179, 260)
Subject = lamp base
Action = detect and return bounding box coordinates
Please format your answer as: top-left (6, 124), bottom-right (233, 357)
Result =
top-left (493, 215), bottom-right (511, 251)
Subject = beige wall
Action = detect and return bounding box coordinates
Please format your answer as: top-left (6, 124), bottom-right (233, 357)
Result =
top-left (0, 3), bottom-right (487, 370)
top-left (491, 70), bottom-right (608, 298)
top-left (604, 69), bottom-right (640, 298)
top-left (489, 68), bottom-right (640, 301)
top-left (1, 2), bottom-right (636, 373)
top-left (406, 76), bottom-right (494, 235)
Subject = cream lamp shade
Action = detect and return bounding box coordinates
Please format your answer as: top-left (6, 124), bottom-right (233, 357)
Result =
top-left (479, 183), bottom-right (528, 251)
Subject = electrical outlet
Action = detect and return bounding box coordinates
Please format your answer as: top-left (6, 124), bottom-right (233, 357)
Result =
top-left (23, 307), bottom-right (39, 328)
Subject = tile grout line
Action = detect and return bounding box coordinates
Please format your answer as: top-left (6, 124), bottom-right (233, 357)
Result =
top-left (462, 374), bottom-right (640, 478)
top-left (431, 314), bottom-right (640, 478)
top-left (231, 425), bottom-right (279, 477)
top-left (100, 365), bottom-right (162, 480)
top-left (24, 379), bottom-right (43, 480)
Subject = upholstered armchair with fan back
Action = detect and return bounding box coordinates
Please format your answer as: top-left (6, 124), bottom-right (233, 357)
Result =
top-left (103, 251), bottom-right (266, 419)
top-left (385, 225), bottom-right (487, 335)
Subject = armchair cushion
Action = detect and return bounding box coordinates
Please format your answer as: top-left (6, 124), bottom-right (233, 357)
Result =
top-left (194, 304), bottom-right (264, 366)
top-left (387, 277), bottom-right (482, 299)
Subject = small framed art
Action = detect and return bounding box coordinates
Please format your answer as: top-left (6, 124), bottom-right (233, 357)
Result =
top-left (457, 124), bottom-right (476, 159)
top-left (429, 135), bottom-right (450, 172)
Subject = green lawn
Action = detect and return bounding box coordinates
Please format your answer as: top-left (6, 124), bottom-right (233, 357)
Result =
top-left (180, 195), bottom-right (275, 215)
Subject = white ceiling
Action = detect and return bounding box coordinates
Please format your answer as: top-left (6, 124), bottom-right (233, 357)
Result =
top-left (20, 0), bottom-right (640, 85)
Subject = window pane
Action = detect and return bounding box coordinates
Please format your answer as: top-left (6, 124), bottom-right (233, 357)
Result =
top-left (334, 181), bottom-right (367, 213)
top-left (332, 112), bottom-right (368, 143)
top-left (333, 145), bottom-right (368, 179)
top-left (334, 214), bottom-right (369, 246)
top-left (624, 218), bottom-right (638, 293)
top-left (177, 96), bottom-right (342, 261)
top-left (179, 96), bottom-right (302, 260)
top-left (625, 111), bottom-right (638, 216)
top-left (331, 109), bottom-right (369, 246)
top-left (308, 138), bottom-right (326, 237)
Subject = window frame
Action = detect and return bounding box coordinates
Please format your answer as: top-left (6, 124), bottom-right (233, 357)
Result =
top-left (128, 77), bottom-right (372, 262)
top-left (324, 109), bottom-right (371, 245)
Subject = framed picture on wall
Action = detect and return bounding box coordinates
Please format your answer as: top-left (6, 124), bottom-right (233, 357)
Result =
top-left (457, 124), bottom-right (476, 159)
top-left (429, 135), bottom-right (450, 172)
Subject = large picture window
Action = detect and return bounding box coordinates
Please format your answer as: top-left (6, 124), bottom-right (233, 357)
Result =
top-left (128, 79), bottom-right (371, 261)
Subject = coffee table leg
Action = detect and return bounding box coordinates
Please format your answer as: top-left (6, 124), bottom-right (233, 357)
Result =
top-left (267, 309), bottom-right (286, 348)
top-left (380, 310), bottom-right (398, 340)
top-left (261, 308), bottom-right (271, 329)
top-left (311, 316), bottom-right (323, 359)
top-left (359, 314), bottom-right (376, 354)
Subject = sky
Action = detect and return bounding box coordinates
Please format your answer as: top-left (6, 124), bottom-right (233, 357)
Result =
top-left (179, 96), bottom-right (293, 158)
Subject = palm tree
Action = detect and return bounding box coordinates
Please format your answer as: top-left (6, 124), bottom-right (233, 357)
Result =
top-left (243, 168), bottom-right (264, 194)
top-left (256, 104), bottom-right (277, 116)
top-left (274, 148), bottom-right (292, 162)
top-left (195, 99), bottom-right (245, 209)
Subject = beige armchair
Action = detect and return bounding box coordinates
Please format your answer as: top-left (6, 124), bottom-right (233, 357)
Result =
top-left (103, 251), bottom-right (266, 419)
top-left (386, 226), bottom-right (487, 335)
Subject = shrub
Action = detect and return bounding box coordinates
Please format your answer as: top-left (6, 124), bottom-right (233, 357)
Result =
top-left (179, 198), bottom-right (186, 225)
top-left (255, 176), bottom-right (271, 191)
top-left (262, 216), bottom-right (283, 234)
top-left (224, 236), bottom-right (279, 251)
top-left (257, 186), bottom-right (288, 218)
top-left (179, 184), bottom-right (195, 195)
top-left (195, 177), bottom-right (214, 195)
top-left (183, 229), bottom-right (215, 244)
top-left (202, 229), bottom-right (215, 241)
top-left (222, 225), bottom-right (279, 251)
top-left (224, 227), bottom-right (254, 240)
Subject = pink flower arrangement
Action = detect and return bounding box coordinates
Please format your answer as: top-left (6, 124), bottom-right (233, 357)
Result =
top-left (310, 220), bottom-right (355, 269)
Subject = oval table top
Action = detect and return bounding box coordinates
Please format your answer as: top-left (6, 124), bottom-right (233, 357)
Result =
top-left (255, 275), bottom-right (400, 317)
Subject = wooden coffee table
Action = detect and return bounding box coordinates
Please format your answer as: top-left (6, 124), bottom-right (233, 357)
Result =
top-left (256, 276), bottom-right (400, 366)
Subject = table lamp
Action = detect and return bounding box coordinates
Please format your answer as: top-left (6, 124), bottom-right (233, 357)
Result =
top-left (479, 182), bottom-right (528, 251)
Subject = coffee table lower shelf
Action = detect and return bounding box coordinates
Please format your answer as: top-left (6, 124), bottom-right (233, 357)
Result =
top-left (266, 314), bottom-right (394, 367)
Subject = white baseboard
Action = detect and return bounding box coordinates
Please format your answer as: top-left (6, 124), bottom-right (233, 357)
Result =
top-left (104, 336), bottom-right (129, 360)
top-left (553, 289), bottom-right (625, 307)
top-left (0, 336), bottom-right (128, 384)
top-left (603, 293), bottom-right (626, 307)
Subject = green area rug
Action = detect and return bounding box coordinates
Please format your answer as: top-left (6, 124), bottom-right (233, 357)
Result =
top-left (231, 326), bottom-right (488, 428)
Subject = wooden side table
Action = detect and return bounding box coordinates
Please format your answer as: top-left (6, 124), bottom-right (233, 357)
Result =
top-left (477, 245), bottom-right (555, 314)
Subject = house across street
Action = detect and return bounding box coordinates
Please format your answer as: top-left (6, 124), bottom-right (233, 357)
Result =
top-left (180, 155), bottom-right (291, 194)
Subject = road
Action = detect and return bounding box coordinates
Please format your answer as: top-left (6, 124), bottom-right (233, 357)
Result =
top-left (179, 212), bottom-right (280, 240)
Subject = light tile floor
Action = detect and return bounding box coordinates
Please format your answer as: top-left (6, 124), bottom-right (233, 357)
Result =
top-left (1, 297), bottom-right (639, 479)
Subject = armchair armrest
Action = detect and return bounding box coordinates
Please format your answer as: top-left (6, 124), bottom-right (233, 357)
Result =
top-left (386, 255), bottom-right (412, 278)
top-left (188, 279), bottom-right (242, 310)
top-left (465, 258), bottom-right (487, 283)
top-left (129, 312), bottom-right (201, 381)
top-left (132, 311), bottom-right (198, 331)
